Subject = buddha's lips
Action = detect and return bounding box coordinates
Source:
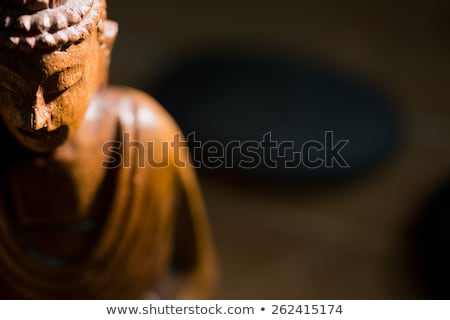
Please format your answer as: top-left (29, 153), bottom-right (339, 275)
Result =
top-left (18, 126), bottom-right (66, 140)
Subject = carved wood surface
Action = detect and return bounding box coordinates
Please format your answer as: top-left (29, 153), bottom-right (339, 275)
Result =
top-left (0, 0), bottom-right (215, 299)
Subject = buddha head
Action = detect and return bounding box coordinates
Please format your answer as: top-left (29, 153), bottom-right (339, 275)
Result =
top-left (0, 0), bottom-right (118, 153)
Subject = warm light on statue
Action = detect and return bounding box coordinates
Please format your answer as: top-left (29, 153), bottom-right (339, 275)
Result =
top-left (0, 0), bottom-right (216, 299)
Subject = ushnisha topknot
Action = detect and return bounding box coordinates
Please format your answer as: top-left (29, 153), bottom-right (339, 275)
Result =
top-left (2, 0), bottom-right (69, 11)
top-left (0, 0), bottom-right (106, 51)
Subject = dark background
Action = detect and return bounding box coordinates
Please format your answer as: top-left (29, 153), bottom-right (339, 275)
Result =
top-left (107, 0), bottom-right (450, 299)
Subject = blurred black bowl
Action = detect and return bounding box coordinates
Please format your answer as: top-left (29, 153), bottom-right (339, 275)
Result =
top-left (150, 50), bottom-right (399, 183)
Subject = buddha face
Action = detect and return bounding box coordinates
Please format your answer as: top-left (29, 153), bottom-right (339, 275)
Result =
top-left (0, 30), bottom-right (104, 153)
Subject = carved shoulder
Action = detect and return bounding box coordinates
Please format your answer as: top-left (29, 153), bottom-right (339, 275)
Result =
top-left (98, 86), bottom-right (181, 139)
top-left (96, 86), bottom-right (216, 299)
top-left (92, 86), bottom-right (190, 173)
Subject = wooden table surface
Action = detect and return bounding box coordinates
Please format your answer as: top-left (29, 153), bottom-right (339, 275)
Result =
top-left (108, 0), bottom-right (450, 299)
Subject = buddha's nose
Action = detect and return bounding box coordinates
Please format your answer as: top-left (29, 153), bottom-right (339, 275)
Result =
top-left (30, 87), bottom-right (51, 131)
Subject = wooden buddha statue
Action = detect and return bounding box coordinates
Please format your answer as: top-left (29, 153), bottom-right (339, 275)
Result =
top-left (0, 0), bottom-right (215, 299)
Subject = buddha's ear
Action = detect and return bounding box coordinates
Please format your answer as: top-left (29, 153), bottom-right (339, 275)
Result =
top-left (98, 20), bottom-right (118, 86)
top-left (102, 20), bottom-right (118, 52)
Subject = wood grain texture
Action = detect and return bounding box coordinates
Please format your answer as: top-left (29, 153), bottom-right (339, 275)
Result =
top-left (0, 0), bottom-right (216, 299)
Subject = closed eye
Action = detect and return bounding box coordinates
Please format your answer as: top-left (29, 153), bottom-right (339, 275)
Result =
top-left (0, 83), bottom-right (16, 94)
top-left (0, 65), bottom-right (31, 95)
top-left (43, 65), bottom-right (83, 100)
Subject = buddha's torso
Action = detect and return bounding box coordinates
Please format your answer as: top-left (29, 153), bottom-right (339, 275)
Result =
top-left (0, 87), bottom-right (182, 299)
